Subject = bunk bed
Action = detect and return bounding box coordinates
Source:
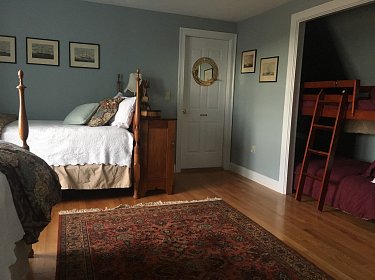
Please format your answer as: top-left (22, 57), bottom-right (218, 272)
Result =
top-left (0, 70), bottom-right (143, 199)
top-left (295, 79), bottom-right (375, 218)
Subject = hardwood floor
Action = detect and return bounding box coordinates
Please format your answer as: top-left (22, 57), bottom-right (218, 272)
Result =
top-left (27, 170), bottom-right (375, 279)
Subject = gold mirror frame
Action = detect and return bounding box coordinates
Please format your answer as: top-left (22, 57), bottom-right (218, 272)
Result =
top-left (192, 57), bottom-right (218, 86)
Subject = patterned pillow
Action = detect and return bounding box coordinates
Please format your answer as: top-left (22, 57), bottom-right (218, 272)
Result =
top-left (87, 97), bottom-right (123, 127)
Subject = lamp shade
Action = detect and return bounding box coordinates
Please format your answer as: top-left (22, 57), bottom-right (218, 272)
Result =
top-left (124, 72), bottom-right (142, 94)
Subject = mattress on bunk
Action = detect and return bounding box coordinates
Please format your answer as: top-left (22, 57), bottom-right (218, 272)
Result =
top-left (294, 157), bottom-right (375, 220)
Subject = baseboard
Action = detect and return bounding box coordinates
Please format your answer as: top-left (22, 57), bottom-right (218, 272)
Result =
top-left (229, 163), bottom-right (282, 194)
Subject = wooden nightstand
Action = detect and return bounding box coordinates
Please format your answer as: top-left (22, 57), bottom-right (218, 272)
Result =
top-left (140, 118), bottom-right (176, 197)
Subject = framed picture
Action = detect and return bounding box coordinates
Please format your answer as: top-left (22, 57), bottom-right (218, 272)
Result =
top-left (26, 37), bottom-right (59, 66)
top-left (241, 49), bottom-right (256, 73)
top-left (204, 68), bottom-right (213, 80)
top-left (259, 56), bottom-right (279, 82)
top-left (0, 35), bottom-right (16, 64)
top-left (69, 42), bottom-right (100, 69)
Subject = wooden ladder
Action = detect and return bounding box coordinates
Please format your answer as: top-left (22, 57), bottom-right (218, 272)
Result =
top-left (295, 89), bottom-right (347, 211)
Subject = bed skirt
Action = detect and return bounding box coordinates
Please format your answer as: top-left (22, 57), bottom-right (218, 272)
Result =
top-left (52, 164), bottom-right (131, 190)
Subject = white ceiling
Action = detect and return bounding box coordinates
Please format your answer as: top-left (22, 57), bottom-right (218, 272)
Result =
top-left (82, 0), bottom-right (295, 22)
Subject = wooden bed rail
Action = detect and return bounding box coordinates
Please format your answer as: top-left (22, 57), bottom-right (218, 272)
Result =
top-left (303, 80), bottom-right (359, 117)
top-left (17, 70), bottom-right (29, 151)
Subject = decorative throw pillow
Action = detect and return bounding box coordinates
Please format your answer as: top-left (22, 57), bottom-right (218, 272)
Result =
top-left (110, 97), bottom-right (136, 129)
top-left (88, 97), bottom-right (123, 127)
top-left (63, 103), bottom-right (99, 125)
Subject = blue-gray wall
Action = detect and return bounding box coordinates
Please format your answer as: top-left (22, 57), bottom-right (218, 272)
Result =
top-left (231, 0), bottom-right (329, 180)
top-left (0, 0), bottom-right (235, 120)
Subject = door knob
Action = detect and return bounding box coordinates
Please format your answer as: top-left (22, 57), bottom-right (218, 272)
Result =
top-left (182, 108), bottom-right (187, 114)
top-left (200, 113), bottom-right (208, 117)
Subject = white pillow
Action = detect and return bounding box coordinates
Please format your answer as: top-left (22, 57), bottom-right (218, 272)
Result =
top-left (63, 103), bottom-right (99, 125)
top-left (111, 97), bottom-right (136, 129)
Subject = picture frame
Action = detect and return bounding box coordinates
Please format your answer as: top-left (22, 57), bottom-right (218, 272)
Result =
top-left (241, 49), bottom-right (256, 73)
top-left (204, 68), bottom-right (213, 80)
top-left (259, 56), bottom-right (279, 82)
top-left (0, 35), bottom-right (16, 64)
top-left (69, 42), bottom-right (100, 69)
top-left (26, 37), bottom-right (59, 66)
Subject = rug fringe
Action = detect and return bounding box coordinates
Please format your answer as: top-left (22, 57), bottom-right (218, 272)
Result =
top-left (58, 197), bottom-right (222, 215)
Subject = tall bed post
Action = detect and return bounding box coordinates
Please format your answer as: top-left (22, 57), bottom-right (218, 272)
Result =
top-left (132, 69), bottom-right (141, 199)
top-left (17, 70), bottom-right (29, 151)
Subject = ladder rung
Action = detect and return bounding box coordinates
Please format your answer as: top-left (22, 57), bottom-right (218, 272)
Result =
top-left (312, 124), bottom-right (334, 131)
top-left (303, 172), bottom-right (323, 181)
top-left (307, 149), bottom-right (329, 157)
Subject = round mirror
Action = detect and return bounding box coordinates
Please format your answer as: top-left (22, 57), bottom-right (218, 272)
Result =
top-left (192, 57), bottom-right (218, 86)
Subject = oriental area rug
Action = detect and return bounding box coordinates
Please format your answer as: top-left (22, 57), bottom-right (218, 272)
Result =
top-left (56, 198), bottom-right (331, 280)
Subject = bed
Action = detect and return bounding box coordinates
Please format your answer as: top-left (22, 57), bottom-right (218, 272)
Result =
top-left (0, 141), bottom-right (61, 280)
top-left (294, 157), bottom-right (375, 220)
top-left (0, 70), bottom-right (143, 198)
top-left (295, 79), bottom-right (375, 214)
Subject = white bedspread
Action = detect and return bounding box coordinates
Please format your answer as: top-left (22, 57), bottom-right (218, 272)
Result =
top-left (1, 121), bottom-right (134, 166)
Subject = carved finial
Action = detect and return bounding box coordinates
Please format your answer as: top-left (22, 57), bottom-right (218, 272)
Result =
top-left (17, 70), bottom-right (25, 90)
top-left (18, 69), bottom-right (23, 82)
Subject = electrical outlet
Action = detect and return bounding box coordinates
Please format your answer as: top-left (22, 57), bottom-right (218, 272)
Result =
top-left (250, 145), bottom-right (256, 153)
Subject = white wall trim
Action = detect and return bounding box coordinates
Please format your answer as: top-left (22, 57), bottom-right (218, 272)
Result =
top-left (279, 0), bottom-right (373, 194)
top-left (230, 163), bottom-right (281, 193)
top-left (176, 27), bottom-right (237, 172)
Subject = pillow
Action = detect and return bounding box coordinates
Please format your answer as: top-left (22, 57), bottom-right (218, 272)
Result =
top-left (63, 103), bottom-right (99, 125)
top-left (88, 97), bottom-right (123, 127)
top-left (110, 97), bottom-right (136, 129)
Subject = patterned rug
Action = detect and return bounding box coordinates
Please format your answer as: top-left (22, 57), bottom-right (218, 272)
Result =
top-left (56, 199), bottom-right (331, 280)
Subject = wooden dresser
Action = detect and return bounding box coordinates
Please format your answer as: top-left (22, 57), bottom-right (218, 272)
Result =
top-left (140, 118), bottom-right (176, 197)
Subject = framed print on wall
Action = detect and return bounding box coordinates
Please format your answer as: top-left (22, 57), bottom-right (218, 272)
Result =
top-left (0, 35), bottom-right (16, 64)
top-left (241, 49), bottom-right (256, 73)
top-left (259, 56), bottom-right (279, 82)
top-left (26, 37), bottom-right (59, 66)
top-left (69, 42), bottom-right (100, 69)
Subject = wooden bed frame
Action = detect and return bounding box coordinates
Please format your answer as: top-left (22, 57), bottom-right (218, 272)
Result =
top-left (16, 69), bottom-right (143, 199)
top-left (300, 80), bottom-right (375, 121)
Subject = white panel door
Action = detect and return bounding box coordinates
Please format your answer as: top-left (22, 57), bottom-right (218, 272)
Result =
top-left (180, 36), bottom-right (229, 169)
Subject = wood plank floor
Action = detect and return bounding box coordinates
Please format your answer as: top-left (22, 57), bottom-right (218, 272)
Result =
top-left (27, 170), bottom-right (375, 279)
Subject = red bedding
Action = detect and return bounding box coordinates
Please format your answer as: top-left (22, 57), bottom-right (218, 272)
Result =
top-left (294, 157), bottom-right (375, 220)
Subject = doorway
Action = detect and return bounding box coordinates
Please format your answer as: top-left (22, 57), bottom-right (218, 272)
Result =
top-left (279, 0), bottom-right (373, 194)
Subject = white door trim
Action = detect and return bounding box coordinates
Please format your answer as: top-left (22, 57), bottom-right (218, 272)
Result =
top-left (176, 28), bottom-right (237, 172)
top-left (279, 0), bottom-right (373, 194)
